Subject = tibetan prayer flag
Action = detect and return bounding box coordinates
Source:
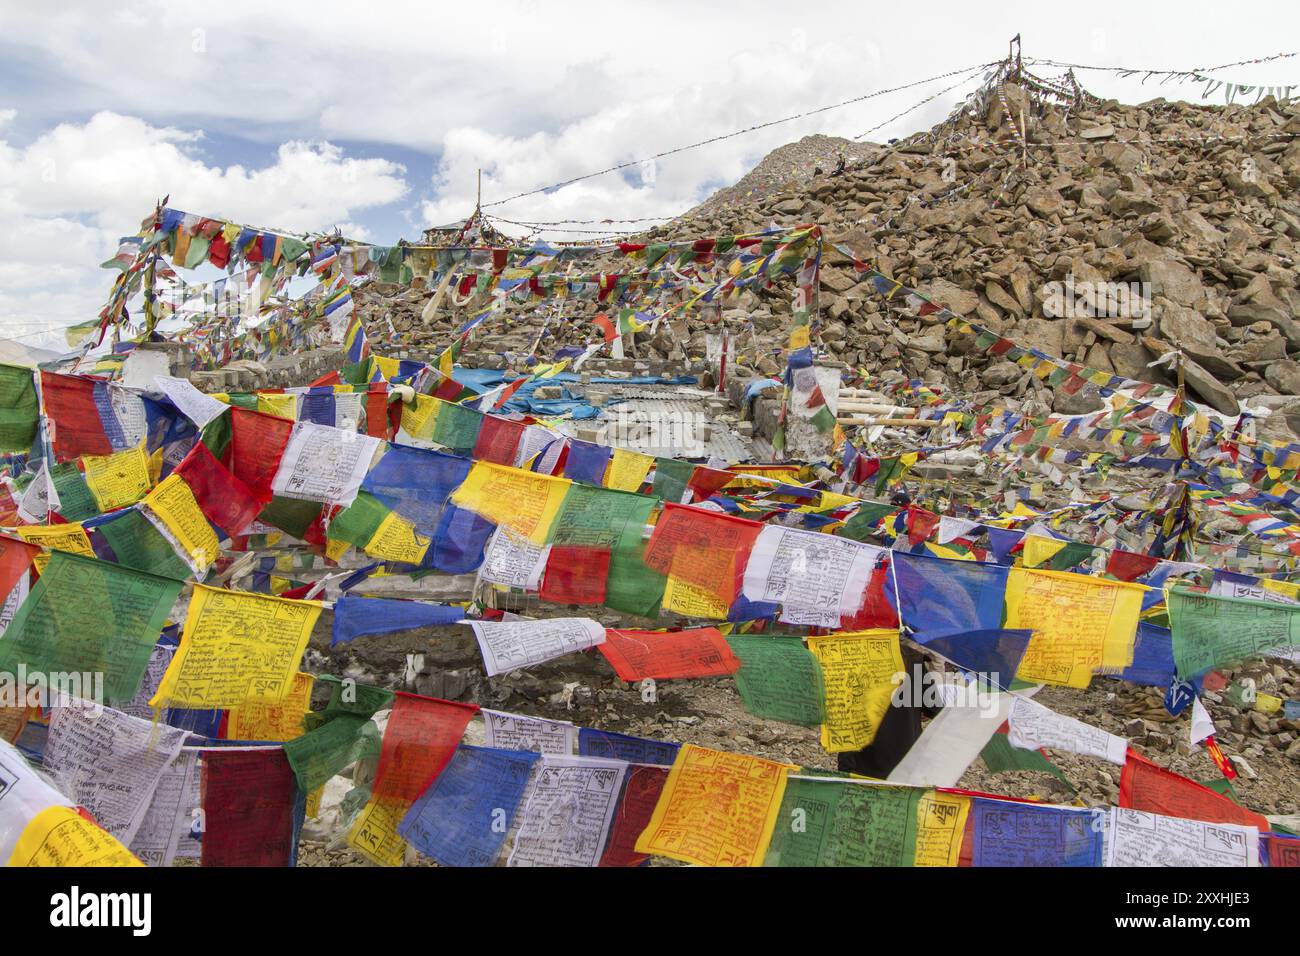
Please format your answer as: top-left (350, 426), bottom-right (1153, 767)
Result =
top-left (0, 364), bottom-right (38, 453)
top-left (372, 692), bottom-right (479, 805)
top-left (0, 534), bottom-right (38, 602)
top-left (577, 728), bottom-right (680, 766)
top-left (200, 747), bottom-right (301, 867)
top-left (507, 755), bottom-right (627, 867)
top-left (96, 509), bottom-right (193, 580)
top-left (1168, 587), bottom-right (1300, 679)
top-left (174, 440), bottom-right (262, 537)
top-left (81, 445), bottom-right (152, 512)
top-left (0, 552), bottom-right (182, 704)
top-left (331, 594), bottom-right (465, 645)
top-left (1113, 623), bottom-right (1176, 687)
top-left (889, 552), bottom-right (1009, 637)
top-left (598, 626), bottom-right (740, 681)
top-left (970, 799), bottom-right (1104, 866)
top-left (149, 585), bottom-right (321, 710)
top-left (1006, 568), bottom-right (1142, 688)
top-left (40, 371), bottom-right (113, 461)
top-left (283, 714), bottom-right (377, 792)
top-left (1119, 750), bottom-right (1268, 831)
top-left (806, 630), bottom-right (904, 752)
top-left (8, 806), bottom-right (142, 867)
top-left (451, 461), bottom-right (570, 545)
top-left (431, 399), bottom-right (482, 453)
top-left (564, 440), bottom-right (613, 486)
top-left (604, 448), bottom-right (654, 492)
top-left (142, 473), bottom-right (222, 574)
top-left (651, 458), bottom-right (694, 504)
top-left (229, 407), bottom-right (293, 502)
top-left (399, 745), bottom-right (539, 867)
top-left (600, 764), bottom-right (670, 867)
top-left (645, 503), bottom-right (763, 611)
top-left (224, 671), bottom-right (314, 742)
top-left (471, 415), bottom-right (526, 466)
top-left (540, 484), bottom-right (655, 606)
top-left (635, 745), bottom-right (791, 867)
top-left (726, 635), bottom-right (825, 726)
top-left (912, 629), bottom-right (1033, 691)
top-left (764, 777), bottom-right (920, 867)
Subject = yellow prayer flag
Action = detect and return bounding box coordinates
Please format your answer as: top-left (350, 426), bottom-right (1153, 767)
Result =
top-left (662, 574), bottom-right (730, 619)
top-left (372, 354), bottom-right (401, 381)
top-left (806, 630), bottom-right (904, 752)
top-left (604, 448), bottom-right (654, 492)
top-left (450, 461), bottom-right (569, 545)
top-left (149, 585), bottom-right (321, 710)
top-left (1006, 567), bottom-right (1143, 688)
top-left (82, 444), bottom-right (152, 512)
top-left (143, 473), bottom-right (221, 573)
top-left (913, 790), bottom-right (970, 867)
top-left (365, 511), bottom-right (430, 564)
top-left (224, 671), bottom-right (315, 741)
top-left (399, 393), bottom-right (440, 440)
top-left (16, 522), bottom-right (95, 558)
top-left (8, 806), bottom-right (143, 867)
top-left (1021, 533), bottom-right (1068, 569)
top-left (256, 392), bottom-right (298, 420)
top-left (347, 798), bottom-right (408, 867)
top-left (634, 744), bottom-right (792, 867)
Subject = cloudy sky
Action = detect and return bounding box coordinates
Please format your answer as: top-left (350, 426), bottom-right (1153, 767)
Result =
top-left (1, 0), bottom-right (1297, 353)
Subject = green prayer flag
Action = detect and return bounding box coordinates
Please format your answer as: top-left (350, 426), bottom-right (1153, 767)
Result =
top-left (727, 635), bottom-right (825, 726)
top-left (284, 714), bottom-right (376, 792)
top-left (652, 458), bottom-right (694, 504)
top-left (97, 509), bottom-right (193, 580)
top-left (0, 551), bottom-right (183, 703)
top-left (431, 401), bottom-right (482, 454)
top-left (0, 363), bottom-right (39, 454)
top-left (49, 461), bottom-right (99, 521)
top-left (764, 777), bottom-right (920, 867)
top-left (1168, 587), bottom-right (1300, 678)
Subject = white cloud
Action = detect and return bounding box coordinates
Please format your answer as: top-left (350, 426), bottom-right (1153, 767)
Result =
top-left (0, 110), bottom-right (409, 348)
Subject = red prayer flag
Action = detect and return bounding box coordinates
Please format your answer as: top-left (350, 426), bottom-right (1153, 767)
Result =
top-left (229, 407), bottom-right (293, 503)
top-left (201, 748), bottom-right (299, 867)
top-left (472, 415), bottom-right (526, 466)
top-left (174, 441), bottom-right (262, 537)
top-left (1105, 549), bottom-right (1160, 582)
top-left (1118, 750), bottom-right (1269, 831)
top-left (644, 503), bottom-right (763, 605)
top-left (539, 545), bottom-right (611, 605)
top-left (1270, 836), bottom-right (1300, 867)
top-left (40, 371), bottom-right (113, 461)
top-left (372, 692), bottom-right (478, 805)
top-left (599, 765), bottom-right (670, 867)
top-left (599, 626), bottom-right (740, 681)
top-left (0, 534), bottom-right (39, 600)
top-left (685, 465), bottom-right (736, 503)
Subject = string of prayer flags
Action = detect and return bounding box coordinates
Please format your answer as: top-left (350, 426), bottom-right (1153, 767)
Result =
top-left (149, 585), bottom-right (321, 710)
top-left (0, 552), bottom-right (183, 704)
top-left (451, 460), bottom-right (570, 544)
top-left (635, 744), bottom-right (791, 867)
top-left (598, 626), bottom-right (740, 681)
top-left (577, 728), bottom-right (680, 766)
top-left (330, 594), bottom-right (465, 646)
top-left (1118, 751), bottom-right (1269, 831)
top-left (1167, 586), bottom-right (1300, 679)
top-left (507, 754), bottom-right (627, 867)
top-left (970, 800), bottom-right (1105, 867)
top-left (399, 745), bottom-right (540, 867)
top-left (7, 806), bottom-right (143, 867)
top-left (1005, 568), bottom-right (1142, 688)
top-left (599, 764), bottom-right (670, 867)
top-left (200, 747), bottom-right (301, 867)
top-left (727, 634), bottom-right (825, 726)
top-left (806, 630), bottom-right (904, 752)
top-left (371, 692), bottom-right (479, 805)
top-left (468, 617), bottom-right (605, 676)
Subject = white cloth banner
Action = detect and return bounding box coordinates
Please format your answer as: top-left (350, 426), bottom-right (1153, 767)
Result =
top-left (468, 618), bottom-right (605, 676)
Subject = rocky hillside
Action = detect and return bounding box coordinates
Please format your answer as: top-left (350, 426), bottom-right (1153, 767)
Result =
top-left (661, 80), bottom-right (1300, 417)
